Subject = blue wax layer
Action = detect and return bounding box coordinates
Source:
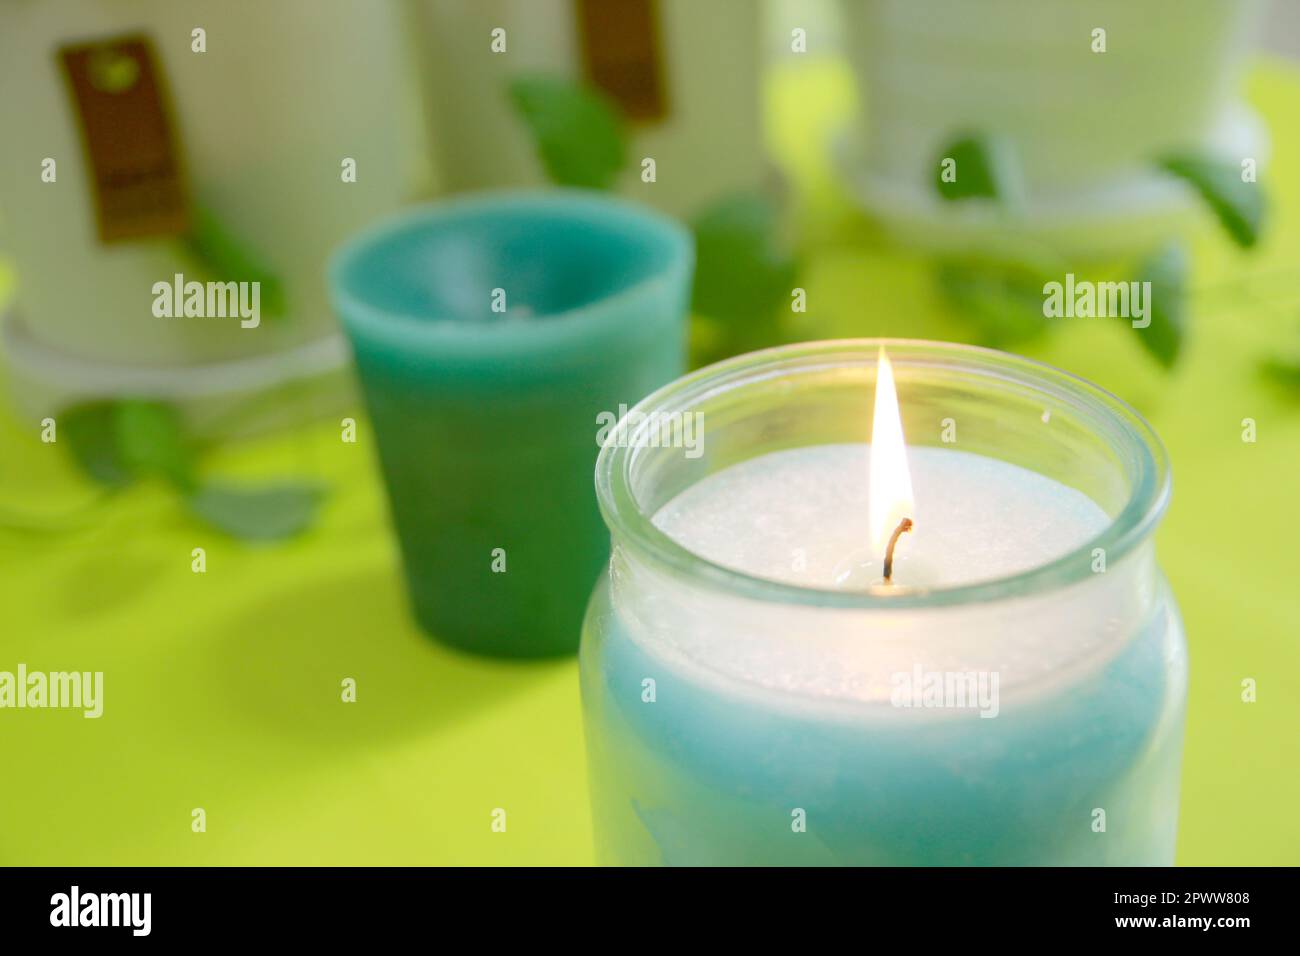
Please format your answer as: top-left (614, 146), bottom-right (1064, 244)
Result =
top-left (581, 581), bottom-right (1187, 865)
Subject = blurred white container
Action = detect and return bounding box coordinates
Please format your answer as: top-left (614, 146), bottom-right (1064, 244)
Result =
top-left (413, 0), bottom-right (765, 218)
top-left (837, 0), bottom-right (1269, 260)
top-left (0, 0), bottom-right (432, 425)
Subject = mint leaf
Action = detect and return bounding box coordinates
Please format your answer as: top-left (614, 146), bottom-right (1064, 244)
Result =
top-left (508, 75), bottom-right (627, 190)
top-left (61, 400), bottom-right (194, 489)
top-left (183, 205), bottom-right (286, 318)
top-left (1134, 243), bottom-right (1189, 368)
top-left (61, 402), bottom-right (133, 488)
top-left (1159, 154), bottom-right (1265, 249)
top-left (690, 192), bottom-right (798, 351)
top-left (1261, 355), bottom-right (1300, 389)
top-left (936, 261), bottom-right (1048, 348)
top-left (934, 134), bottom-right (1020, 203)
top-left (186, 482), bottom-right (324, 542)
top-left (59, 401), bottom-right (324, 540)
top-left (114, 400), bottom-right (196, 490)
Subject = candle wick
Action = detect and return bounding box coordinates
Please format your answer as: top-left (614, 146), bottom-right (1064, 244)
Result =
top-left (882, 517), bottom-right (913, 585)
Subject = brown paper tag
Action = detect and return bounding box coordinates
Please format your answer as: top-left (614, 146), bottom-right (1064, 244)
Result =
top-left (576, 0), bottom-right (666, 122)
top-left (59, 34), bottom-right (189, 243)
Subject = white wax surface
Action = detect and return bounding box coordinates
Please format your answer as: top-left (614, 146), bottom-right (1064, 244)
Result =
top-left (653, 444), bottom-right (1110, 590)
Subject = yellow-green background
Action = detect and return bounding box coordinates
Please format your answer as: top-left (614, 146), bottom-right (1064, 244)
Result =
top-left (1, 61), bottom-right (1297, 865)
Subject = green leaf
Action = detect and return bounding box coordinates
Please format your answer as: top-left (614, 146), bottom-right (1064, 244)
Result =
top-left (58, 401), bottom-right (324, 541)
top-left (60, 402), bottom-right (133, 488)
top-left (185, 482), bottom-right (324, 542)
top-left (935, 261), bottom-right (1048, 348)
top-left (508, 75), bottom-right (627, 190)
top-left (60, 400), bottom-right (194, 489)
top-left (1158, 154), bottom-right (1265, 249)
top-left (182, 205), bottom-right (286, 318)
top-left (690, 192), bottom-right (798, 350)
top-left (933, 134), bottom-right (1020, 203)
top-left (1260, 355), bottom-right (1300, 389)
top-left (1133, 243), bottom-right (1189, 368)
top-left (114, 400), bottom-right (196, 490)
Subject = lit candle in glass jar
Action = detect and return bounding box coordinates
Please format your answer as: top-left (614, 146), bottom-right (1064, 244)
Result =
top-left (581, 340), bottom-right (1186, 865)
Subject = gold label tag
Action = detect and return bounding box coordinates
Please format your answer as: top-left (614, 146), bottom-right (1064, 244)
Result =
top-left (576, 0), bottom-right (666, 122)
top-left (59, 34), bottom-right (190, 243)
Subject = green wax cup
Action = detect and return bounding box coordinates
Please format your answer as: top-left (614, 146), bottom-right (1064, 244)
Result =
top-left (329, 191), bottom-right (693, 657)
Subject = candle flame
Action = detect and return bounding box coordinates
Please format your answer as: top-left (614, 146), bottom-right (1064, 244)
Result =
top-left (869, 346), bottom-right (915, 554)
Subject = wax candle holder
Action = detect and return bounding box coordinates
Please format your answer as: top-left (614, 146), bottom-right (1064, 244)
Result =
top-left (582, 339), bottom-right (1186, 864)
top-left (331, 191), bottom-right (693, 657)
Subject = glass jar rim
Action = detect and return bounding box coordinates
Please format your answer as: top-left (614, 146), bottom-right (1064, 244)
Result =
top-left (595, 338), bottom-right (1171, 609)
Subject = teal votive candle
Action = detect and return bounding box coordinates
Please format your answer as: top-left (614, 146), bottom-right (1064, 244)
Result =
top-left (330, 191), bottom-right (693, 657)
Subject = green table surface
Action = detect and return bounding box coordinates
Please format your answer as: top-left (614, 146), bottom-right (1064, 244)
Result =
top-left (2, 61), bottom-right (1298, 866)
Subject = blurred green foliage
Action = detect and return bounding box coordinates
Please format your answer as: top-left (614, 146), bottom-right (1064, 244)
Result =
top-left (689, 192), bottom-right (798, 359)
top-left (508, 75), bottom-right (627, 190)
top-left (61, 400), bottom-right (321, 541)
top-left (507, 74), bottom-right (797, 364)
top-left (928, 133), bottom-right (1272, 368)
top-left (187, 482), bottom-right (324, 542)
top-left (934, 260), bottom-right (1050, 350)
top-left (933, 134), bottom-right (1021, 204)
top-left (183, 205), bottom-right (286, 319)
top-left (1136, 243), bottom-right (1190, 369)
top-left (1159, 154), bottom-right (1265, 249)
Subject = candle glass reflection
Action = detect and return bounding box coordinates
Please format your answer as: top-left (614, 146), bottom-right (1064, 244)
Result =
top-left (581, 340), bottom-right (1186, 865)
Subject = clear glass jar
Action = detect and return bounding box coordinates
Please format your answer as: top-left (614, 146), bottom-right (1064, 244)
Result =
top-left (581, 339), bottom-right (1186, 865)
